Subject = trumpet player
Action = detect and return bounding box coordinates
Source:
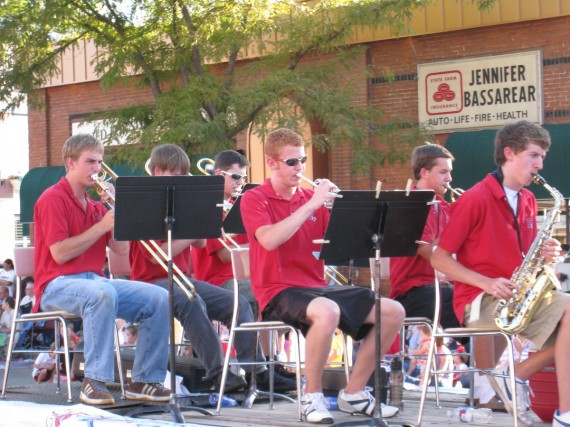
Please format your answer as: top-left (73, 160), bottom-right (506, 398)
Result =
top-left (389, 144), bottom-right (461, 329)
top-left (191, 150), bottom-right (298, 383)
top-left (432, 120), bottom-right (570, 427)
top-left (241, 128), bottom-right (404, 423)
top-left (129, 144), bottom-right (296, 393)
top-left (33, 134), bottom-right (171, 405)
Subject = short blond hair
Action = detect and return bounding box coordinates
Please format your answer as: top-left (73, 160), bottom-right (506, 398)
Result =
top-left (62, 134), bottom-right (103, 171)
top-left (265, 128), bottom-right (305, 158)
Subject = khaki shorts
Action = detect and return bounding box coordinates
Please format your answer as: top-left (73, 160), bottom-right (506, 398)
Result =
top-left (464, 290), bottom-right (570, 350)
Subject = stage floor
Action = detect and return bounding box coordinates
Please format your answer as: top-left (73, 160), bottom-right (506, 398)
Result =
top-left (0, 359), bottom-right (553, 426)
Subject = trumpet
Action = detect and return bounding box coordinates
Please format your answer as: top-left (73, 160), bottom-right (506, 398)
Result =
top-left (446, 184), bottom-right (465, 202)
top-left (92, 162), bottom-right (197, 300)
top-left (296, 173), bottom-right (342, 199)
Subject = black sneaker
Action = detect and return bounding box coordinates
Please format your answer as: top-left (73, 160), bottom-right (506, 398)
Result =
top-left (255, 369), bottom-right (297, 392)
top-left (125, 380), bottom-right (170, 402)
top-left (80, 378), bottom-right (115, 405)
top-left (274, 363), bottom-right (297, 379)
top-left (214, 370), bottom-right (247, 393)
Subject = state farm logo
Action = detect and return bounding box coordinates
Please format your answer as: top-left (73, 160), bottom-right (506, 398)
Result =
top-left (425, 70), bottom-right (463, 115)
top-left (433, 83), bottom-right (455, 102)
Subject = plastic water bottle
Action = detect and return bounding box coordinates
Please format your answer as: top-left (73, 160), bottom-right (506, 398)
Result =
top-left (208, 392), bottom-right (238, 407)
top-left (389, 356), bottom-right (404, 410)
top-left (446, 407), bottom-right (492, 423)
top-left (325, 396), bottom-right (339, 410)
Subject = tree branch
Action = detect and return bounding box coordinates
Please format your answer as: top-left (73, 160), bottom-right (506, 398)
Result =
top-left (288, 28), bottom-right (342, 71)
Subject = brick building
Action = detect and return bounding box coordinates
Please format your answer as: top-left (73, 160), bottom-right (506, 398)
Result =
top-left (23, 0), bottom-right (570, 227)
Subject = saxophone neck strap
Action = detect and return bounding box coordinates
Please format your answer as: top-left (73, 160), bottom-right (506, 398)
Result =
top-left (492, 168), bottom-right (525, 258)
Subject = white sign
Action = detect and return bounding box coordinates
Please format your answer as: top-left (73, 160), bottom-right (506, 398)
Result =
top-left (72, 119), bottom-right (132, 146)
top-left (418, 51), bottom-right (543, 132)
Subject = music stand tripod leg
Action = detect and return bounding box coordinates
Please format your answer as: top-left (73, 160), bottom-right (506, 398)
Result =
top-left (241, 329), bottom-right (295, 409)
top-left (127, 213), bottom-right (214, 420)
top-left (332, 250), bottom-right (415, 427)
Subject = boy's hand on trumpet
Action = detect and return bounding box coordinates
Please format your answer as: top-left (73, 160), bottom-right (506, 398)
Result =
top-left (309, 178), bottom-right (339, 210)
top-left (296, 173), bottom-right (341, 209)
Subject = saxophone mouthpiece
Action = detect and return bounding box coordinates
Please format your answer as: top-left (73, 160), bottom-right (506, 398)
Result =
top-left (531, 173), bottom-right (546, 186)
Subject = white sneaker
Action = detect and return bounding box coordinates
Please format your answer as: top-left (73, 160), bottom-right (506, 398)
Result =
top-left (488, 367), bottom-right (533, 427)
top-left (337, 388), bottom-right (378, 417)
top-left (381, 403), bottom-right (400, 418)
top-left (553, 409), bottom-right (570, 427)
top-left (301, 392), bottom-right (334, 424)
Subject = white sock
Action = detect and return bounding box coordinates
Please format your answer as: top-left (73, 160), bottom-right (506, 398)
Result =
top-left (340, 389), bottom-right (364, 399)
top-left (303, 391), bottom-right (323, 399)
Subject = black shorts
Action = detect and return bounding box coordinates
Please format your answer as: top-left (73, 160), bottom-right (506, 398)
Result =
top-left (261, 285), bottom-right (375, 340)
top-left (394, 283), bottom-right (460, 329)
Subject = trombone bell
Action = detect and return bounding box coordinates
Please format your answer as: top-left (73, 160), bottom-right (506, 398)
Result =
top-left (197, 158), bottom-right (215, 175)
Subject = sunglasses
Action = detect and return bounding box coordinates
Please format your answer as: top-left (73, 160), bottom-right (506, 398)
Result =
top-left (278, 156), bottom-right (308, 167)
top-left (220, 170), bottom-right (247, 181)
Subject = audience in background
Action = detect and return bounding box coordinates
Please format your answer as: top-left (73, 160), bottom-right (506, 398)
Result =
top-left (122, 324), bottom-right (138, 347)
top-left (14, 277), bottom-right (36, 349)
top-left (32, 343), bottom-right (57, 383)
top-left (0, 259), bottom-right (15, 296)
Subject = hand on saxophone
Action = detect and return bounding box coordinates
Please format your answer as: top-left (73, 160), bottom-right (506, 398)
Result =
top-left (541, 237), bottom-right (562, 263)
top-left (484, 277), bottom-right (518, 300)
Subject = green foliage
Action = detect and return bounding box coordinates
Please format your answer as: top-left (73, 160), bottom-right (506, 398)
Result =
top-left (0, 0), bottom-right (494, 173)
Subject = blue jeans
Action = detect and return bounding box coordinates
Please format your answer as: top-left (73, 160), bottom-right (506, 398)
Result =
top-left (15, 321), bottom-right (33, 347)
top-left (41, 273), bottom-right (169, 383)
top-left (154, 277), bottom-right (265, 380)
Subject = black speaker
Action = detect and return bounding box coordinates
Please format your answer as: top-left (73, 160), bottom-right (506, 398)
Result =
top-left (322, 367), bottom-right (388, 403)
top-left (72, 346), bottom-right (213, 392)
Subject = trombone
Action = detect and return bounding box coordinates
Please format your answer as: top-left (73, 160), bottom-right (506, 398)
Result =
top-left (92, 162), bottom-right (197, 300)
top-left (446, 184), bottom-right (465, 202)
top-left (144, 157), bottom-right (215, 176)
top-left (197, 158), bottom-right (215, 175)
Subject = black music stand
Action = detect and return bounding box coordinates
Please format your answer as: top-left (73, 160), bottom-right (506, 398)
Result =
top-left (223, 183), bottom-right (259, 235)
top-left (320, 190), bottom-right (434, 427)
top-left (114, 175), bottom-right (224, 422)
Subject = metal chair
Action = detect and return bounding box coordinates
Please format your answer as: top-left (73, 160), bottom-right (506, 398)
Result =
top-left (216, 245), bottom-right (303, 419)
top-left (107, 247), bottom-right (131, 279)
top-left (1, 247), bottom-right (126, 402)
top-left (416, 271), bottom-right (519, 426)
top-left (371, 257), bottom-right (434, 380)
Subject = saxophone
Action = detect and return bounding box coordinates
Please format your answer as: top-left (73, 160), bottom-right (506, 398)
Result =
top-left (493, 174), bottom-right (563, 334)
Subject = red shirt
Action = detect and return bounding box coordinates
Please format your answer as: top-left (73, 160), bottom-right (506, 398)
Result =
top-left (33, 178), bottom-right (111, 312)
top-left (191, 233), bottom-right (249, 286)
top-left (389, 191), bottom-right (450, 299)
top-left (241, 179), bottom-right (329, 311)
top-left (129, 240), bottom-right (192, 283)
top-left (437, 173), bottom-right (537, 323)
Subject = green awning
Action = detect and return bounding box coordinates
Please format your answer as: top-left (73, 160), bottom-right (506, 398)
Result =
top-left (20, 164), bottom-right (144, 226)
top-left (20, 166), bottom-right (66, 223)
top-left (446, 123), bottom-right (570, 200)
